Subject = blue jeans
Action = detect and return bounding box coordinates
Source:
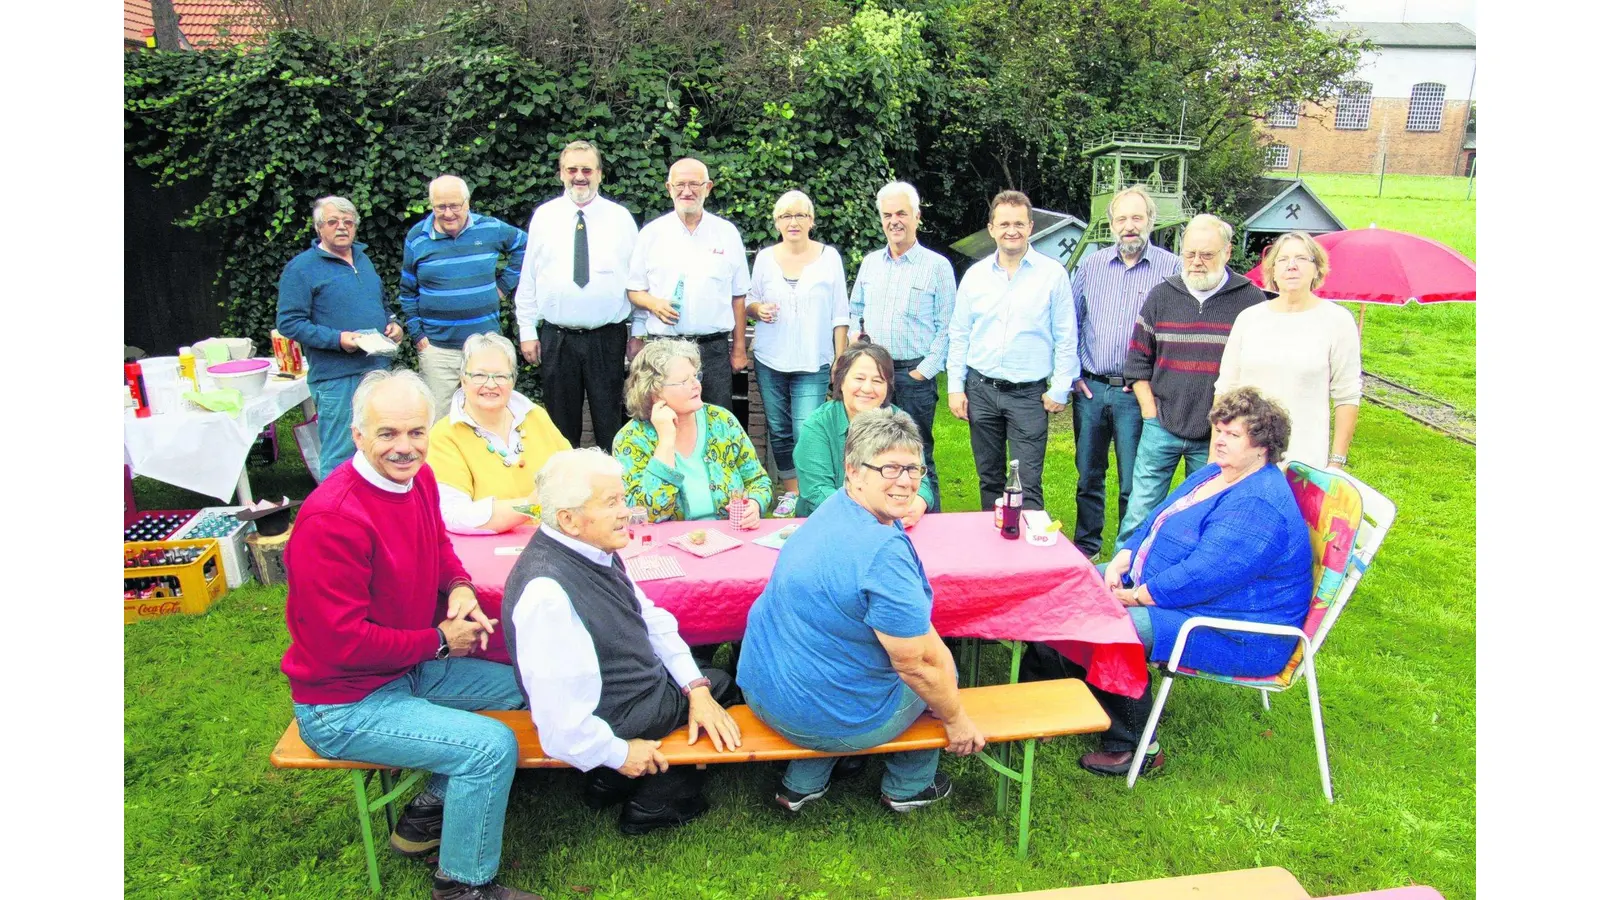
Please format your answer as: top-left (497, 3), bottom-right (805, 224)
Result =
top-left (754, 359), bottom-right (831, 480)
top-left (293, 659), bottom-right (527, 886)
top-left (1116, 417), bottom-right (1209, 550)
top-left (310, 372), bottom-right (365, 481)
top-left (746, 681), bottom-right (939, 801)
top-left (893, 368), bottom-right (941, 512)
top-left (1071, 380), bottom-right (1145, 557)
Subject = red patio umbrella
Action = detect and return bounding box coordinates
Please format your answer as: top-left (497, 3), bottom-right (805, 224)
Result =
top-left (1243, 226), bottom-right (1476, 305)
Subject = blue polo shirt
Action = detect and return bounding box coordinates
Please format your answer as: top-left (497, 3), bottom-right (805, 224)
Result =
top-left (738, 487), bottom-right (934, 738)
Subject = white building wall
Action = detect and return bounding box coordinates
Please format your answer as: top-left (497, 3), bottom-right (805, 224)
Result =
top-left (1353, 45), bottom-right (1476, 99)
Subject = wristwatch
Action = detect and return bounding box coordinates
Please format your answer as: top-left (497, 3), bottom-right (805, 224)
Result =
top-left (681, 676), bottom-right (711, 697)
top-left (435, 627), bottom-right (451, 661)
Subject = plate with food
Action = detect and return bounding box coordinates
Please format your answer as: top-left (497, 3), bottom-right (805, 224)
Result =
top-left (668, 527), bottom-right (743, 558)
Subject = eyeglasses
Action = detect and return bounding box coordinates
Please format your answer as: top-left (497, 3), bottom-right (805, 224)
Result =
top-left (1275, 254), bottom-right (1317, 266)
top-left (563, 166), bottom-right (597, 176)
top-left (861, 462), bottom-right (926, 481)
top-left (322, 218), bottom-right (357, 229)
top-left (465, 372), bottom-right (515, 386)
top-left (433, 203), bottom-right (466, 215)
top-left (1181, 250), bottom-right (1223, 263)
top-left (662, 372), bottom-right (703, 389)
top-left (668, 181), bottom-right (711, 193)
top-left (777, 213), bottom-right (813, 222)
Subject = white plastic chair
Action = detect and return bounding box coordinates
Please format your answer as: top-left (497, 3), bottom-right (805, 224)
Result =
top-left (1126, 464), bottom-right (1396, 802)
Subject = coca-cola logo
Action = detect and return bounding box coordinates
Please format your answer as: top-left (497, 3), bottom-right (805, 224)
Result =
top-left (136, 600), bottom-right (183, 617)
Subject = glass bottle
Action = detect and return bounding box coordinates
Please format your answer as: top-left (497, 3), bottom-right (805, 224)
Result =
top-left (1001, 459), bottom-right (1023, 540)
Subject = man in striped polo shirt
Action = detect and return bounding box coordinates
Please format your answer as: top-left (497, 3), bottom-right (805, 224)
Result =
top-left (1117, 214), bottom-right (1266, 549)
top-left (848, 181), bottom-right (957, 510)
top-left (399, 175), bottom-right (529, 418)
top-left (1069, 186), bottom-right (1180, 559)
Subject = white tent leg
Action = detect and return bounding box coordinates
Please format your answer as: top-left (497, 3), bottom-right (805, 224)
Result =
top-left (1303, 655), bottom-right (1333, 803)
top-left (1128, 675), bottom-right (1174, 789)
top-left (1261, 689), bottom-right (1271, 711)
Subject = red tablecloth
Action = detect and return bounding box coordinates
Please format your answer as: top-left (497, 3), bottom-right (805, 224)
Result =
top-left (452, 512), bottom-right (1148, 697)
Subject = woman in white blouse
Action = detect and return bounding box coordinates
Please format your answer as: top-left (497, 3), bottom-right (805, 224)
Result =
top-left (1216, 232), bottom-right (1361, 470)
top-left (747, 190), bottom-right (851, 500)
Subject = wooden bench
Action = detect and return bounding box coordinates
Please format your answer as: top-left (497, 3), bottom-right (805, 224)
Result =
top-left (938, 865), bottom-right (1311, 899)
top-left (272, 679), bottom-right (1109, 892)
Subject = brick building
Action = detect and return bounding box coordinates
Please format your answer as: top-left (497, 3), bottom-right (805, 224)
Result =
top-left (123, 1), bottom-right (269, 50)
top-left (1261, 21), bottom-right (1476, 177)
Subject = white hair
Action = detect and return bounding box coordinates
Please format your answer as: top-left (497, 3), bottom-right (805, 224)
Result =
top-left (352, 369), bottom-right (435, 434)
top-left (459, 332), bottom-right (518, 379)
top-left (877, 181), bottom-right (921, 216)
top-left (312, 195), bottom-right (358, 229)
top-left (1183, 213), bottom-right (1235, 248)
top-left (536, 449), bottom-right (625, 528)
top-left (429, 174), bottom-right (471, 203)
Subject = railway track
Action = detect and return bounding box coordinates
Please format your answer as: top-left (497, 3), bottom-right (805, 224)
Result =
top-left (1361, 369), bottom-right (1475, 445)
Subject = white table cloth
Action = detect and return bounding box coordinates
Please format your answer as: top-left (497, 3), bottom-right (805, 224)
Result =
top-left (123, 375), bottom-right (313, 502)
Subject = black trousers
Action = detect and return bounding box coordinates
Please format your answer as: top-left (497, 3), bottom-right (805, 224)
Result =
top-left (584, 667), bottom-right (740, 805)
top-left (539, 321), bottom-right (628, 451)
top-left (966, 374), bottom-right (1048, 510)
top-left (1019, 643), bottom-right (1154, 753)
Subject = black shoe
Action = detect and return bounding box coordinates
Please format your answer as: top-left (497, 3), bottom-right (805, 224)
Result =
top-left (1078, 746), bottom-right (1166, 777)
top-left (832, 755), bottom-right (868, 780)
top-left (431, 872), bottom-right (544, 900)
top-left (390, 792), bottom-right (445, 858)
top-left (774, 782), bottom-right (828, 813)
top-left (618, 795), bottom-right (710, 835)
top-left (880, 771), bottom-right (952, 813)
top-left (581, 775), bottom-right (635, 811)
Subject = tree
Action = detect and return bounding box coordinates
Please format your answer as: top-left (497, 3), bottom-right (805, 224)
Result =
top-left (150, 0), bottom-right (189, 51)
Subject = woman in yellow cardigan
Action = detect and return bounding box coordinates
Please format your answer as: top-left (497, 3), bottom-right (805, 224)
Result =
top-left (426, 332), bottom-right (571, 533)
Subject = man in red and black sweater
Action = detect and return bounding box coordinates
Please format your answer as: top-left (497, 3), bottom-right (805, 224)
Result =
top-left (282, 369), bottom-right (541, 900)
top-left (1117, 215), bottom-right (1266, 550)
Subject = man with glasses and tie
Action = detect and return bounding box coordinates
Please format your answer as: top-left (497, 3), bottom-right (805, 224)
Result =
top-left (627, 157), bottom-right (752, 413)
top-left (513, 141), bottom-right (640, 450)
top-left (1116, 213), bottom-right (1266, 549)
top-left (399, 174), bottom-right (529, 419)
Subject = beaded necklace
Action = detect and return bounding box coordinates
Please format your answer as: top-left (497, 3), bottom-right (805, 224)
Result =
top-left (473, 412), bottom-right (525, 468)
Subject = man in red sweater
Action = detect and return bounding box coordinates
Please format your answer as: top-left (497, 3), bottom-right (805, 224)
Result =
top-left (282, 369), bottom-right (541, 900)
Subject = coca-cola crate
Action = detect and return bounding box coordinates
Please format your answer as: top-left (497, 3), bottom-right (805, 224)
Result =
top-left (123, 539), bottom-right (229, 624)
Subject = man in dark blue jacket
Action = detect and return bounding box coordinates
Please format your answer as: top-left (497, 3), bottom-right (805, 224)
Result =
top-left (276, 195), bottom-right (401, 480)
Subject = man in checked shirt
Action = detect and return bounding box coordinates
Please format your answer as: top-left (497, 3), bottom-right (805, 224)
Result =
top-left (848, 182), bottom-right (957, 510)
top-left (1068, 186), bottom-right (1180, 559)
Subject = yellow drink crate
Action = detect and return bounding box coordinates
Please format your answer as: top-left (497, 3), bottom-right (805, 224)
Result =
top-left (123, 539), bottom-right (229, 624)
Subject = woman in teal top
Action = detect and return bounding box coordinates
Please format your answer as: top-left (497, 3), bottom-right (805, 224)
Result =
top-left (793, 341), bottom-right (935, 521)
top-left (613, 339), bottom-right (773, 524)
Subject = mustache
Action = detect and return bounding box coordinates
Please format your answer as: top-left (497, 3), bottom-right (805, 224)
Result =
top-left (384, 453), bottom-right (420, 464)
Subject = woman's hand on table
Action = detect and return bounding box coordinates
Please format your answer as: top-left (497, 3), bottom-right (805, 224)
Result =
top-left (1103, 549), bottom-right (1133, 590)
top-left (899, 495), bottom-right (928, 529)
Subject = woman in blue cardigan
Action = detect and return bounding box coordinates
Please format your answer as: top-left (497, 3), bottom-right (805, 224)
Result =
top-left (1079, 386), bottom-right (1312, 778)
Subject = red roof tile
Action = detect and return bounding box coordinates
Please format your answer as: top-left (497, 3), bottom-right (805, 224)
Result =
top-left (124, 1), bottom-right (272, 49)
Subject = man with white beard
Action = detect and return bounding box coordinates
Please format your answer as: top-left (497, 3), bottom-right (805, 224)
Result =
top-left (1068, 186), bottom-right (1180, 559)
top-left (1116, 214), bottom-right (1266, 549)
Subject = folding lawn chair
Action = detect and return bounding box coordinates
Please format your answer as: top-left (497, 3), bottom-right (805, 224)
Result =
top-left (1127, 462), bottom-right (1397, 802)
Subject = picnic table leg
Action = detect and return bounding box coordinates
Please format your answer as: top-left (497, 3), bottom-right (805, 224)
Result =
top-left (995, 747), bottom-right (1010, 814)
top-left (351, 771), bottom-right (383, 894)
top-left (379, 770), bottom-right (399, 831)
top-left (235, 466), bottom-right (255, 506)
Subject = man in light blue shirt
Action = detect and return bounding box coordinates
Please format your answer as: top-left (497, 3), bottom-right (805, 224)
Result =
top-left (848, 181), bottom-right (958, 510)
top-left (946, 191), bottom-right (1079, 511)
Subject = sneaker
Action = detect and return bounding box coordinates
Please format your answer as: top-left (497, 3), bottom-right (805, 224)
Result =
top-left (1078, 745), bottom-right (1165, 777)
top-left (431, 872), bottom-right (544, 900)
top-left (390, 792), bottom-right (445, 857)
top-left (775, 782), bottom-right (828, 812)
top-left (880, 771), bottom-right (952, 813)
top-left (773, 492), bottom-right (799, 518)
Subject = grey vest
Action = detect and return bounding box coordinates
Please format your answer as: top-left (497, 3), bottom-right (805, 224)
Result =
top-left (502, 528), bottom-right (680, 739)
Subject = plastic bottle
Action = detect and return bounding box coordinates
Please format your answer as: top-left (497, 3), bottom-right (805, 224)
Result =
top-left (178, 346), bottom-right (197, 390)
top-left (670, 276), bottom-right (686, 314)
top-left (1001, 459), bottom-right (1023, 540)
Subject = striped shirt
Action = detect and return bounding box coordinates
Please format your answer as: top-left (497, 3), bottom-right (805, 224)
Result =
top-left (1072, 243), bottom-right (1180, 377)
top-left (399, 212), bottom-right (528, 349)
top-left (847, 243), bottom-right (957, 379)
top-left (946, 248), bottom-right (1080, 405)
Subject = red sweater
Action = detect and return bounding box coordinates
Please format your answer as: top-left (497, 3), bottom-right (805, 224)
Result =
top-left (281, 461), bottom-right (472, 703)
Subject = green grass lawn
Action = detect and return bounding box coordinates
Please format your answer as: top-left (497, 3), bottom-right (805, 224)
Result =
top-left (127, 172), bottom-right (1476, 899)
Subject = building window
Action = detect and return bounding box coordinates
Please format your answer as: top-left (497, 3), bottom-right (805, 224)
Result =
top-left (1335, 82), bottom-right (1372, 130)
top-left (1407, 82), bottom-right (1446, 132)
top-left (1267, 101), bottom-right (1299, 128)
top-left (1266, 143), bottom-right (1291, 169)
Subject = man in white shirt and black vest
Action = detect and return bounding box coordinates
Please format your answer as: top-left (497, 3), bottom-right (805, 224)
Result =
top-left (503, 449), bottom-right (743, 834)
